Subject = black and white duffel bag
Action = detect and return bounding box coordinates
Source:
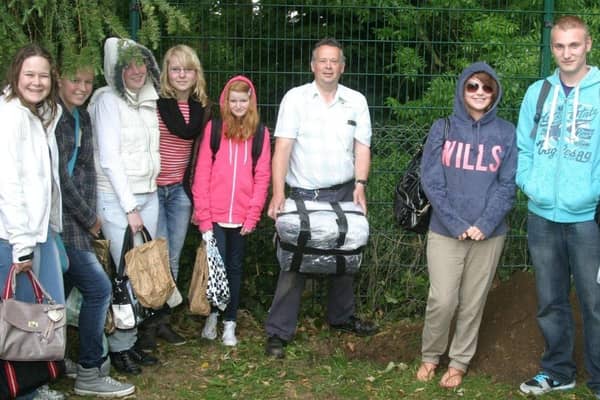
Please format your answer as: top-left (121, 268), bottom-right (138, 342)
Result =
top-left (275, 198), bottom-right (369, 274)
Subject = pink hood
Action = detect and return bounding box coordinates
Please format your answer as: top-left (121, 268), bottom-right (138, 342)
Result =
top-left (219, 75), bottom-right (257, 110)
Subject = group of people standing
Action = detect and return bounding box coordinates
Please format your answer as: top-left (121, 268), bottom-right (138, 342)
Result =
top-left (0, 36), bottom-right (274, 399)
top-left (0, 12), bottom-right (599, 400)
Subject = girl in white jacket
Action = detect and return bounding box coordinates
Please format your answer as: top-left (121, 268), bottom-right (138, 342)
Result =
top-left (0, 44), bottom-right (65, 400)
top-left (88, 37), bottom-right (161, 376)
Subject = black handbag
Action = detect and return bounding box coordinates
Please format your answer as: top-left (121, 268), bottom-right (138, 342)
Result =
top-left (0, 359), bottom-right (65, 399)
top-left (111, 227), bottom-right (155, 330)
top-left (394, 117), bottom-right (449, 234)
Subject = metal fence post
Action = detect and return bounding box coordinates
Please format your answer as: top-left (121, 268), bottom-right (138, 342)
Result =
top-left (130, 0), bottom-right (140, 41)
top-left (540, 0), bottom-right (555, 77)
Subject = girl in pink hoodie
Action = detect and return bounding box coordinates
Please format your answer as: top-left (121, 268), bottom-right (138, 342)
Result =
top-left (192, 75), bottom-right (271, 346)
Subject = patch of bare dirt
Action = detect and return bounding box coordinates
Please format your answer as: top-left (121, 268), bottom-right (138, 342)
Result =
top-left (345, 270), bottom-right (586, 385)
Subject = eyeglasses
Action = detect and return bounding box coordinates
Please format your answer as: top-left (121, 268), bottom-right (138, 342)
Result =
top-left (465, 82), bottom-right (494, 94)
top-left (169, 67), bottom-right (195, 75)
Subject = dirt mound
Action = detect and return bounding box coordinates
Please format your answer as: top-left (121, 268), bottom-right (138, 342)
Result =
top-left (348, 270), bottom-right (585, 385)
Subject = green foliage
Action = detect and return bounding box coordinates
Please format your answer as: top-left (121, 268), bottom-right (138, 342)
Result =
top-left (0, 0), bottom-right (188, 81)
top-left (4, 0), bottom-right (600, 321)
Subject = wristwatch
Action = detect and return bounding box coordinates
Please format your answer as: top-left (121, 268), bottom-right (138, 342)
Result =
top-left (355, 179), bottom-right (368, 186)
top-left (126, 207), bottom-right (140, 215)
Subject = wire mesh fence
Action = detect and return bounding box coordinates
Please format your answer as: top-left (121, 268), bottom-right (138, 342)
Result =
top-left (162, 1), bottom-right (600, 315)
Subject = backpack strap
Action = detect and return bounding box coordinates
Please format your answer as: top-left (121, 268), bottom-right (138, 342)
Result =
top-left (444, 116), bottom-right (450, 139)
top-left (251, 123), bottom-right (266, 175)
top-left (210, 118), bottom-right (222, 163)
top-left (530, 79), bottom-right (552, 138)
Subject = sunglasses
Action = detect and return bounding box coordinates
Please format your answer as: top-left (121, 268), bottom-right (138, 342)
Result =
top-left (465, 81), bottom-right (494, 94)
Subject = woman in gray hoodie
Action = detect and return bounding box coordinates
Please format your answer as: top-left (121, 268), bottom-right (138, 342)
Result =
top-left (416, 62), bottom-right (517, 388)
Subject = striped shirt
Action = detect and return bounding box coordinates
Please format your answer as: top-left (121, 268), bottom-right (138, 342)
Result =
top-left (157, 101), bottom-right (194, 186)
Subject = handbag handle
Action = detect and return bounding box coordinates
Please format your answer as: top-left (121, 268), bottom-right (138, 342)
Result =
top-left (2, 264), bottom-right (54, 304)
top-left (117, 226), bottom-right (152, 278)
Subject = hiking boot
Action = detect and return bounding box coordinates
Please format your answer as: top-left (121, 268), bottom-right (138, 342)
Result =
top-left (519, 372), bottom-right (575, 395)
top-left (222, 321), bottom-right (237, 347)
top-left (64, 357), bottom-right (78, 379)
top-left (129, 346), bottom-right (159, 366)
top-left (109, 351), bottom-right (141, 375)
top-left (157, 323), bottom-right (186, 345)
top-left (33, 385), bottom-right (65, 400)
top-left (330, 316), bottom-right (379, 337)
top-left (136, 324), bottom-right (158, 351)
top-left (201, 312), bottom-right (218, 340)
top-left (265, 336), bottom-right (285, 359)
top-left (74, 364), bottom-right (135, 397)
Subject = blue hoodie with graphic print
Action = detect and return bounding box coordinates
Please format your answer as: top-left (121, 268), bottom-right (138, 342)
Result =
top-left (420, 62), bottom-right (517, 239)
top-left (516, 67), bottom-right (600, 222)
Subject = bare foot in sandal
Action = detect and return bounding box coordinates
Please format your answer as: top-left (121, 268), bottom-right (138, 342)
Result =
top-left (439, 367), bottom-right (465, 389)
top-left (416, 362), bottom-right (437, 382)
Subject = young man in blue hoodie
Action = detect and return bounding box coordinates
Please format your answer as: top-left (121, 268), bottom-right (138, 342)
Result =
top-left (517, 15), bottom-right (600, 398)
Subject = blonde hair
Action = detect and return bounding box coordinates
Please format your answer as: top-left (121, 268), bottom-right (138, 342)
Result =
top-left (221, 80), bottom-right (259, 141)
top-left (552, 15), bottom-right (590, 39)
top-left (160, 44), bottom-right (208, 106)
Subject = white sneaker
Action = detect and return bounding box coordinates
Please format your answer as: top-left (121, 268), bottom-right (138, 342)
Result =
top-left (222, 321), bottom-right (237, 346)
top-left (201, 312), bottom-right (218, 340)
top-left (33, 385), bottom-right (65, 400)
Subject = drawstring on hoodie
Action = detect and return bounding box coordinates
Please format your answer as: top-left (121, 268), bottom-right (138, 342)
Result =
top-left (543, 84), bottom-right (580, 150)
top-left (570, 85), bottom-right (580, 143)
top-left (226, 137), bottom-right (249, 167)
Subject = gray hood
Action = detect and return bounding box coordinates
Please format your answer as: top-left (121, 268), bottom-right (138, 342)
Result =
top-left (453, 61), bottom-right (502, 124)
top-left (102, 37), bottom-right (160, 100)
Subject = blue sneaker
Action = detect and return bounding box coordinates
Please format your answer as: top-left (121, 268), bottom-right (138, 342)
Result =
top-left (519, 372), bottom-right (575, 395)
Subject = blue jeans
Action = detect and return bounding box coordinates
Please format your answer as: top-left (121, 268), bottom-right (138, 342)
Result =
top-left (64, 247), bottom-right (112, 369)
top-left (213, 224), bottom-right (245, 321)
top-left (97, 191), bottom-right (159, 352)
top-left (157, 183), bottom-right (192, 282)
top-left (0, 231), bottom-right (64, 304)
top-left (528, 213), bottom-right (600, 391)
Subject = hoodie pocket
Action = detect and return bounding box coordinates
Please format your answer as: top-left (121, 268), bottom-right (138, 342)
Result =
top-left (522, 171), bottom-right (555, 209)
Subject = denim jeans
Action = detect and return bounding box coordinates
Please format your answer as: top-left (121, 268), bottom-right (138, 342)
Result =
top-left (64, 247), bottom-right (112, 369)
top-left (97, 191), bottom-right (159, 352)
top-left (0, 230), bottom-right (64, 304)
top-left (157, 183), bottom-right (192, 282)
top-left (212, 224), bottom-right (246, 321)
top-left (528, 213), bottom-right (600, 391)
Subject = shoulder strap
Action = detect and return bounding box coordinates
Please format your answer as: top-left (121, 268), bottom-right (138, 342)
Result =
top-left (444, 116), bottom-right (450, 139)
top-left (210, 118), bottom-right (222, 163)
top-left (530, 79), bottom-right (551, 138)
top-left (251, 123), bottom-right (266, 175)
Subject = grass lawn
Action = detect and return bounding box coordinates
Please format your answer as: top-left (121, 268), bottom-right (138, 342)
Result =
top-left (50, 309), bottom-right (599, 399)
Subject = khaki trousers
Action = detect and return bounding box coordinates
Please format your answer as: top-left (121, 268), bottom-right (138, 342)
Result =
top-left (421, 231), bottom-right (505, 371)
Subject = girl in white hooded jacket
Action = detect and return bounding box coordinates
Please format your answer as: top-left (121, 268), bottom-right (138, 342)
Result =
top-left (88, 37), bottom-right (161, 375)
